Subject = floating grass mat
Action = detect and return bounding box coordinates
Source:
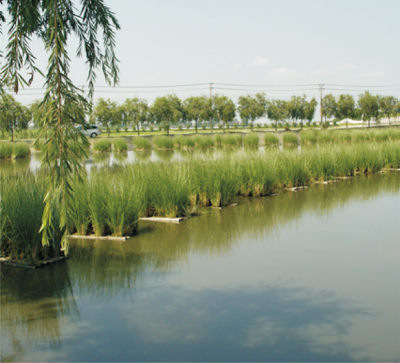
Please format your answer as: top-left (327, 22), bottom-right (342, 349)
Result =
top-left (139, 217), bottom-right (188, 224)
top-left (0, 256), bottom-right (69, 269)
top-left (69, 234), bottom-right (130, 241)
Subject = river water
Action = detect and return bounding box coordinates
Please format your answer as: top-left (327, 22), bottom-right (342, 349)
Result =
top-left (1, 173), bottom-right (399, 362)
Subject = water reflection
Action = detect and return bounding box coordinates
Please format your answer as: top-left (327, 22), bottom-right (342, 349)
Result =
top-left (1, 173), bottom-right (399, 361)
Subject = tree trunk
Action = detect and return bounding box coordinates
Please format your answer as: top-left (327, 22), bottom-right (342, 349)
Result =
top-left (107, 124), bottom-right (110, 138)
top-left (195, 120), bottom-right (198, 134)
top-left (137, 122), bottom-right (140, 136)
top-left (210, 118), bottom-right (213, 135)
top-left (388, 116), bottom-right (391, 126)
top-left (275, 121), bottom-right (277, 132)
top-left (166, 122), bottom-right (169, 135)
top-left (223, 121), bottom-right (226, 133)
top-left (11, 125), bottom-right (14, 142)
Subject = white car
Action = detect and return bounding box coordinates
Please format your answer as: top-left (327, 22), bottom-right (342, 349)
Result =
top-left (76, 125), bottom-right (102, 138)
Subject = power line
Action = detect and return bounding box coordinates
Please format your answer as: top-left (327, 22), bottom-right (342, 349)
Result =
top-left (214, 82), bottom-right (319, 88)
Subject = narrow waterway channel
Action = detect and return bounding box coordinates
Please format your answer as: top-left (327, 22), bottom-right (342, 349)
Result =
top-left (1, 173), bottom-right (399, 362)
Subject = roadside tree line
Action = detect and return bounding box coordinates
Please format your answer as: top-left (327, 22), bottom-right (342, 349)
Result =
top-left (1, 92), bottom-right (400, 139)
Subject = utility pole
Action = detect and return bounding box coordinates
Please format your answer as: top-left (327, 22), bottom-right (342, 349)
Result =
top-left (209, 83), bottom-right (213, 135)
top-left (319, 84), bottom-right (324, 129)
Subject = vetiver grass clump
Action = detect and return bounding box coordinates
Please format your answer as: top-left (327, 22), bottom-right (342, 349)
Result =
top-left (243, 133), bottom-right (259, 147)
top-left (264, 133), bottom-right (279, 145)
top-left (0, 143), bottom-right (13, 159)
top-left (0, 171), bottom-right (62, 261)
top-left (133, 137), bottom-right (152, 151)
top-left (300, 130), bottom-right (317, 145)
top-left (282, 132), bottom-right (298, 145)
top-left (222, 134), bottom-right (241, 147)
top-left (153, 136), bottom-right (174, 149)
top-left (112, 138), bottom-right (128, 152)
top-left (193, 135), bottom-right (214, 148)
top-left (180, 136), bottom-right (195, 149)
top-left (93, 139), bottom-right (112, 153)
top-left (11, 142), bottom-right (31, 158)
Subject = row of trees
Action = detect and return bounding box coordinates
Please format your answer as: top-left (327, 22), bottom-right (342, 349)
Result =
top-left (2, 92), bottom-right (400, 138)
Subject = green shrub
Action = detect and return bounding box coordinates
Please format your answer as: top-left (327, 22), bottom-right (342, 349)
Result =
top-left (124, 126), bottom-right (128, 132)
top-left (112, 138), bottom-right (128, 152)
top-left (178, 125), bottom-right (183, 131)
top-left (202, 124), bottom-right (206, 130)
top-left (93, 139), bottom-right (112, 153)
top-left (115, 126), bottom-right (120, 133)
top-left (234, 124), bottom-right (238, 129)
top-left (150, 126), bottom-right (154, 132)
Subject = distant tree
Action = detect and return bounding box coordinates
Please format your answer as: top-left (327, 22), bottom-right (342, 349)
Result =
top-left (0, 93), bottom-right (30, 140)
top-left (379, 95), bottom-right (398, 126)
top-left (93, 98), bottom-right (121, 137)
top-left (122, 97), bottom-right (148, 136)
top-left (337, 94), bottom-right (355, 129)
top-left (151, 94), bottom-right (182, 135)
top-left (237, 93), bottom-right (266, 131)
top-left (357, 92), bottom-right (379, 128)
top-left (212, 95), bottom-right (236, 133)
top-left (304, 97), bottom-right (318, 126)
top-left (322, 94), bottom-right (337, 127)
top-left (184, 95), bottom-right (211, 133)
top-left (267, 99), bottom-right (288, 131)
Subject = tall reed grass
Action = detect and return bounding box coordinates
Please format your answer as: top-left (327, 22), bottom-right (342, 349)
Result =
top-left (133, 137), bottom-right (152, 151)
top-left (92, 139), bottom-right (112, 153)
top-left (243, 133), bottom-right (259, 147)
top-left (0, 142), bottom-right (30, 159)
top-left (112, 138), bottom-right (128, 152)
top-left (153, 136), bottom-right (174, 149)
top-left (282, 132), bottom-right (298, 145)
top-left (264, 133), bottom-right (279, 145)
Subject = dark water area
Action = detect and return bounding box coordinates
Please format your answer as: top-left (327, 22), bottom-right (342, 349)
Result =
top-left (1, 174), bottom-right (399, 362)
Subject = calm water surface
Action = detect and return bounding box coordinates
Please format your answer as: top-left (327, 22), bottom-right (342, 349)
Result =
top-left (1, 174), bottom-right (399, 362)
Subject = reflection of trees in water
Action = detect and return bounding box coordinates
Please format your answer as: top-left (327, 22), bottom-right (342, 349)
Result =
top-left (121, 284), bottom-right (372, 362)
top-left (0, 264), bottom-right (78, 360)
top-left (69, 173), bottom-right (400, 295)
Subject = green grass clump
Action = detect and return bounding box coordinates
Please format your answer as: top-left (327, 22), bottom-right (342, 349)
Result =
top-left (0, 143), bottom-right (13, 159)
top-left (300, 130), bottom-right (317, 145)
top-left (133, 137), bottom-right (152, 151)
top-left (318, 131), bottom-right (334, 144)
top-left (194, 135), bottom-right (215, 148)
top-left (93, 139), bottom-right (112, 153)
top-left (112, 138), bottom-right (128, 153)
top-left (282, 132), bottom-right (298, 145)
top-left (243, 133), bottom-right (259, 147)
top-left (214, 134), bottom-right (223, 146)
top-left (153, 136), bottom-right (174, 149)
top-left (0, 172), bottom-right (61, 260)
top-left (264, 133), bottom-right (279, 145)
top-left (11, 142), bottom-right (31, 158)
top-left (173, 135), bottom-right (185, 148)
top-left (222, 134), bottom-right (241, 147)
top-left (180, 136), bottom-right (195, 149)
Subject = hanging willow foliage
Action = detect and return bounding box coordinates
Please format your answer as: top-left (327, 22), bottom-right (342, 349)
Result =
top-left (0, 0), bottom-right (120, 254)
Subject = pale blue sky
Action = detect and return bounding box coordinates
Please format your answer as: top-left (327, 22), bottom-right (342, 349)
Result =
top-left (2, 0), bottom-right (399, 105)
